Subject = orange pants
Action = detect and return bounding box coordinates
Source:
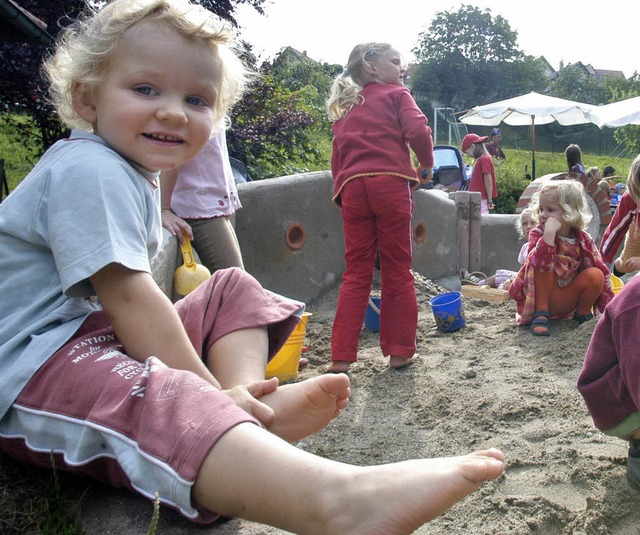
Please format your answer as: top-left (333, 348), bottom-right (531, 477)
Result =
top-left (534, 267), bottom-right (604, 317)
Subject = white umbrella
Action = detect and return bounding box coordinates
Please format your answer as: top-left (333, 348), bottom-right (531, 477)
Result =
top-left (459, 91), bottom-right (595, 178)
top-left (588, 95), bottom-right (640, 128)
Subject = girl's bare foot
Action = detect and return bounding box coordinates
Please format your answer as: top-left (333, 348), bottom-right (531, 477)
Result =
top-left (326, 360), bottom-right (351, 374)
top-left (389, 355), bottom-right (415, 369)
top-left (321, 448), bottom-right (505, 535)
top-left (260, 374), bottom-right (351, 442)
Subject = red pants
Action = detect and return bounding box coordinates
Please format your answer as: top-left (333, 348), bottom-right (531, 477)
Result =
top-left (332, 176), bottom-right (417, 362)
top-left (534, 267), bottom-right (604, 317)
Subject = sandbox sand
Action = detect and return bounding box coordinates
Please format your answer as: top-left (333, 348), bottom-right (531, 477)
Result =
top-left (74, 272), bottom-right (640, 534)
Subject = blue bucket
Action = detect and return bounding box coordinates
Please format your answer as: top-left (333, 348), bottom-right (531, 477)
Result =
top-left (429, 291), bottom-right (466, 332)
top-left (364, 292), bottom-right (381, 332)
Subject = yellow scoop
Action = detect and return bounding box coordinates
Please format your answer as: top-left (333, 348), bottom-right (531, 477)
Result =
top-left (173, 234), bottom-right (211, 297)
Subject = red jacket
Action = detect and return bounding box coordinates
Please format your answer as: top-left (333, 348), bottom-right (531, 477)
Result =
top-left (330, 83), bottom-right (434, 206)
top-left (599, 191), bottom-right (639, 264)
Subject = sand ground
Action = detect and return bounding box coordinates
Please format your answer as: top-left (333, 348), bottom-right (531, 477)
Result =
top-left (69, 271), bottom-right (640, 535)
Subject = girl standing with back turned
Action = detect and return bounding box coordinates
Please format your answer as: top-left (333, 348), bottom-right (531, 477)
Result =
top-left (326, 42), bottom-right (434, 374)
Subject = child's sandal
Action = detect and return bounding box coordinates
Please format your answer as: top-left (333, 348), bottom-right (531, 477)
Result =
top-left (460, 269), bottom-right (487, 286)
top-left (574, 312), bottom-right (594, 325)
top-left (531, 310), bottom-right (550, 336)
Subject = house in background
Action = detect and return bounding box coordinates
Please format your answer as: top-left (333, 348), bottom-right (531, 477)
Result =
top-left (537, 55), bottom-right (626, 81)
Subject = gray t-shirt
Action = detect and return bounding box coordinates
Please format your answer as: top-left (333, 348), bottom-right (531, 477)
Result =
top-left (0, 130), bottom-right (162, 417)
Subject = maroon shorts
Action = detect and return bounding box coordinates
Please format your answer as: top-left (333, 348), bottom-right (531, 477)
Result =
top-left (0, 268), bottom-right (302, 522)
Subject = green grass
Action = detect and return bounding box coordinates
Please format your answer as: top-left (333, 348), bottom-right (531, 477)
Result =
top-left (0, 115), bottom-right (39, 192)
top-left (462, 149), bottom-right (635, 214)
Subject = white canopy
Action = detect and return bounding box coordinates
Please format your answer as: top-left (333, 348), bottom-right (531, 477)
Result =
top-left (587, 95), bottom-right (640, 128)
top-left (459, 91), bottom-right (595, 126)
top-left (459, 92), bottom-right (595, 178)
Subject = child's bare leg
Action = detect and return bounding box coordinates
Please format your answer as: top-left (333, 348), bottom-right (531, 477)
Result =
top-left (207, 327), bottom-right (269, 388)
top-left (194, 423), bottom-right (505, 535)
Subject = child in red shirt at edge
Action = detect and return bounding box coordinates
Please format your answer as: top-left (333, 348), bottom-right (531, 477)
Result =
top-left (326, 42), bottom-right (434, 374)
top-left (462, 133), bottom-right (498, 214)
top-left (508, 180), bottom-right (614, 336)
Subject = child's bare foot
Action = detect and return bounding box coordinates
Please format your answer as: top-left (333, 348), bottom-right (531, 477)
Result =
top-left (321, 448), bottom-right (505, 534)
top-left (389, 355), bottom-right (415, 369)
top-left (326, 360), bottom-right (351, 374)
top-left (260, 374), bottom-right (351, 442)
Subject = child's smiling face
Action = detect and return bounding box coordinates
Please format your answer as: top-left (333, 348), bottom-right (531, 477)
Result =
top-left (73, 20), bottom-right (220, 172)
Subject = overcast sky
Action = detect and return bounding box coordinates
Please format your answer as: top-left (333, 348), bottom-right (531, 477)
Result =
top-left (235, 1), bottom-right (638, 78)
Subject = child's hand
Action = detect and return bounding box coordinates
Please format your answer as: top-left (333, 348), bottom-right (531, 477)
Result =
top-left (161, 209), bottom-right (193, 243)
top-left (223, 378), bottom-right (279, 428)
top-left (542, 216), bottom-right (561, 244)
top-left (616, 256), bottom-right (640, 274)
top-left (417, 165), bottom-right (433, 185)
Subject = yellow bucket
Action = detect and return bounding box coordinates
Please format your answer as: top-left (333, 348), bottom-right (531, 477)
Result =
top-left (266, 312), bottom-right (312, 382)
top-left (611, 274), bottom-right (624, 295)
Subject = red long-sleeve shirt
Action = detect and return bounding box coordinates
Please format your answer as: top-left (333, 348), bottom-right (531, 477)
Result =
top-left (599, 191), bottom-right (639, 264)
top-left (330, 83), bottom-right (434, 206)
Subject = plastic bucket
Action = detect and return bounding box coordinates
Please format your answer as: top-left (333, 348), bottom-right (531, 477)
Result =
top-left (611, 274), bottom-right (624, 295)
top-left (364, 292), bottom-right (381, 332)
top-left (266, 312), bottom-right (312, 382)
top-left (429, 291), bottom-right (466, 332)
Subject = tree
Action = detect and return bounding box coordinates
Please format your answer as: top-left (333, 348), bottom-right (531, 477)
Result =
top-left (606, 73), bottom-right (640, 155)
top-left (227, 48), bottom-right (340, 178)
top-left (547, 64), bottom-right (612, 105)
top-left (413, 5), bottom-right (520, 65)
top-left (410, 5), bottom-right (545, 113)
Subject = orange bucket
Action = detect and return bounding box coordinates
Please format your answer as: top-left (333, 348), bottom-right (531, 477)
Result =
top-left (266, 312), bottom-right (312, 382)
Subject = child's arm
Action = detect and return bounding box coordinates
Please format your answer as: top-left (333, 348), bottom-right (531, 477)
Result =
top-left (90, 262), bottom-right (221, 388)
top-left (483, 173), bottom-right (494, 208)
top-left (160, 167), bottom-right (193, 243)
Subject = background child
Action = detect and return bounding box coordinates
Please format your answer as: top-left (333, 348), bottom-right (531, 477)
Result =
top-left (473, 208), bottom-right (536, 290)
top-left (565, 144), bottom-right (587, 175)
top-left (0, 0), bottom-right (504, 531)
top-left (578, 275), bottom-right (640, 489)
top-left (600, 154), bottom-right (640, 276)
top-left (462, 133), bottom-right (497, 214)
top-left (161, 129), bottom-right (244, 272)
top-left (484, 128), bottom-right (506, 160)
top-left (326, 42), bottom-right (434, 374)
top-left (508, 180), bottom-right (614, 336)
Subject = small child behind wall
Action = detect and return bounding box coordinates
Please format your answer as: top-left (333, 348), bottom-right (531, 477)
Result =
top-left (477, 208), bottom-right (537, 291)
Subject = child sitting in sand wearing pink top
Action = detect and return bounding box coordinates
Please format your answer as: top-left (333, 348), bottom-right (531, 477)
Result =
top-left (508, 180), bottom-right (614, 336)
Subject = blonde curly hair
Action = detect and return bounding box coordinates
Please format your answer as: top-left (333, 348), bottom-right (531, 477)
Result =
top-left (44, 0), bottom-right (251, 131)
top-left (530, 180), bottom-right (592, 230)
top-left (326, 43), bottom-right (400, 121)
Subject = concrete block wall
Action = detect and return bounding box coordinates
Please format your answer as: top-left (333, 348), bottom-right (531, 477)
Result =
top-left (152, 171), bottom-right (533, 305)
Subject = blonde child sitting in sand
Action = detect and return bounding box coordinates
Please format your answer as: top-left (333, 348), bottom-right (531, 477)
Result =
top-left (508, 181), bottom-right (614, 336)
top-left (0, 1), bottom-right (504, 533)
